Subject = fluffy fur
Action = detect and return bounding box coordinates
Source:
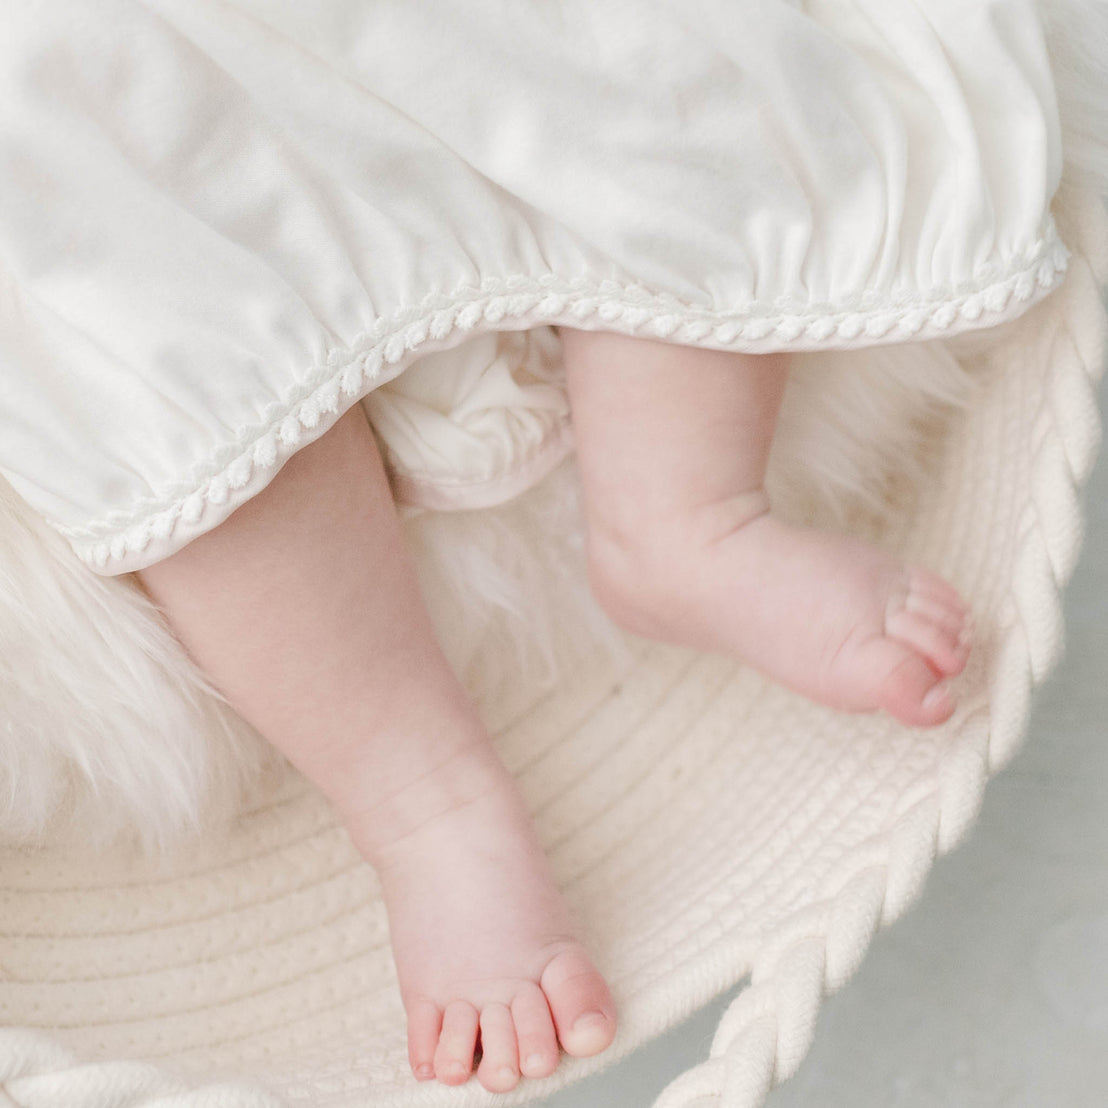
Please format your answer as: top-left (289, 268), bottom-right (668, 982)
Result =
top-left (0, 482), bottom-right (281, 853)
top-left (0, 0), bottom-right (1103, 855)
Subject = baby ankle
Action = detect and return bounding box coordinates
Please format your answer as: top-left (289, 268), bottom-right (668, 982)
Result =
top-left (584, 526), bottom-right (694, 639)
top-left (584, 489), bottom-right (773, 639)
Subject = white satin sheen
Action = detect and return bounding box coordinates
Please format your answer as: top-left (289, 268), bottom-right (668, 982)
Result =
top-left (0, 0), bottom-right (1066, 572)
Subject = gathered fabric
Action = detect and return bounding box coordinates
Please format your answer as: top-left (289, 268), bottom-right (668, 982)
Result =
top-left (0, 0), bottom-right (1066, 572)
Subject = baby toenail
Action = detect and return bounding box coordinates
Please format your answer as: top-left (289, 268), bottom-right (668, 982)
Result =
top-left (922, 683), bottom-right (951, 710)
top-left (573, 1010), bottom-right (610, 1033)
top-left (524, 1053), bottom-right (548, 1074)
top-left (414, 1064), bottom-right (434, 1080)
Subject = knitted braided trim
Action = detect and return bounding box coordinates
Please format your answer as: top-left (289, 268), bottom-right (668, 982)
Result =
top-left (58, 224), bottom-right (1068, 571)
top-left (0, 1029), bottom-right (282, 1108)
top-left (650, 216), bottom-right (1107, 1108)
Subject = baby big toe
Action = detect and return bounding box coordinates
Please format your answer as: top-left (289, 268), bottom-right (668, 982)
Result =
top-left (476, 1003), bottom-right (520, 1092)
top-left (540, 947), bottom-right (617, 1058)
top-left (862, 638), bottom-right (955, 727)
top-left (434, 1000), bottom-right (479, 1085)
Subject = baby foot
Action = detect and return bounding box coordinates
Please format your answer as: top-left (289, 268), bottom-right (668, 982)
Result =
top-left (589, 498), bottom-right (970, 727)
top-left (343, 735), bottom-right (616, 1091)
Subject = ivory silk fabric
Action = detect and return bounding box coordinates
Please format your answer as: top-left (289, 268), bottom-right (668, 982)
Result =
top-left (0, 0), bottom-right (1067, 572)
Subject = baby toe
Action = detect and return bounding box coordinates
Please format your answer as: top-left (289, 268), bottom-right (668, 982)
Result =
top-left (904, 590), bottom-right (968, 638)
top-left (476, 1003), bottom-right (520, 1093)
top-left (406, 997), bottom-right (441, 1081)
top-left (434, 1000), bottom-right (479, 1085)
top-left (907, 567), bottom-right (968, 614)
top-left (540, 947), bottom-right (617, 1058)
top-left (512, 982), bottom-right (559, 1078)
top-left (886, 605), bottom-right (970, 676)
top-left (859, 637), bottom-right (955, 727)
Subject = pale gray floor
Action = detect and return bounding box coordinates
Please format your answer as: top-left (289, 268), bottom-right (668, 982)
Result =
top-left (538, 372), bottom-right (1108, 1107)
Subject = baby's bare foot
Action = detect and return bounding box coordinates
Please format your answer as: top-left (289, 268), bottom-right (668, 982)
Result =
top-left (590, 495), bottom-right (970, 727)
top-left (341, 733), bottom-right (616, 1091)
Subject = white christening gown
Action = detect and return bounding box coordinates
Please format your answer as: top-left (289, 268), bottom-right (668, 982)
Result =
top-left (0, 0), bottom-right (1067, 573)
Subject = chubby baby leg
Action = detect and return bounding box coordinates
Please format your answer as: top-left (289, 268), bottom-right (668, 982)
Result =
top-left (136, 404), bottom-right (615, 1090)
top-left (561, 329), bottom-right (970, 727)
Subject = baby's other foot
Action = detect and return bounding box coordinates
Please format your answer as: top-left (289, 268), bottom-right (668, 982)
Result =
top-left (590, 502), bottom-right (971, 727)
top-left (345, 738), bottom-right (616, 1091)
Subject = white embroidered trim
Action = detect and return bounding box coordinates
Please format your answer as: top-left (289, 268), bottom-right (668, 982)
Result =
top-left (60, 225), bottom-right (1069, 570)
